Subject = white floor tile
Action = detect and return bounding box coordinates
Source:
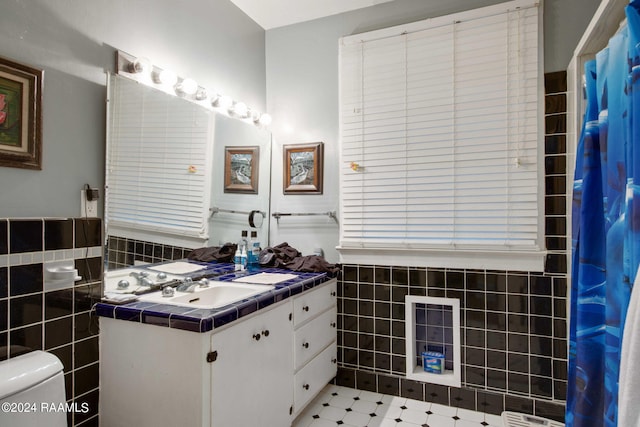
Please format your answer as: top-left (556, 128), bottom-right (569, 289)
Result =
top-left (330, 395), bottom-right (355, 409)
top-left (308, 418), bottom-right (339, 427)
top-left (378, 405), bottom-right (404, 420)
top-left (484, 413), bottom-right (503, 426)
top-left (399, 407), bottom-right (429, 424)
top-left (359, 389), bottom-right (384, 402)
top-left (335, 386), bottom-right (361, 398)
top-left (425, 413), bottom-right (456, 427)
top-left (294, 385), bottom-right (500, 427)
top-left (342, 410), bottom-right (372, 426)
top-left (403, 398), bottom-right (431, 412)
top-left (351, 399), bottom-right (379, 414)
top-left (292, 414), bottom-right (314, 427)
top-left (368, 417), bottom-right (399, 427)
top-left (429, 402), bottom-right (458, 417)
top-left (457, 408), bottom-right (485, 422)
top-left (319, 405), bottom-right (346, 422)
top-left (382, 395), bottom-right (407, 406)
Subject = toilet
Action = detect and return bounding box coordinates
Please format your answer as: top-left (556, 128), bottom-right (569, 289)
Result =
top-left (0, 350), bottom-right (67, 427)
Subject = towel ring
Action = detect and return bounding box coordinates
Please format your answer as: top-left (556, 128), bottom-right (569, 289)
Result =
top-left (249, 210), bottom-right (264, 228)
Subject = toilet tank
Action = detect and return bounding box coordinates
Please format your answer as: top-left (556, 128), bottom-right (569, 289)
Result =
top-left (0, 350), bottom-right (67, 427)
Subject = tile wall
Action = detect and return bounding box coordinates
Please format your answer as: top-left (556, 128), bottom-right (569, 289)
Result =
top-left (0, 218), bottom-right (102, 427)
top-left (105, 235), bottom-right (192, 270)
top-left (334, 71), bottom-right (569, 423)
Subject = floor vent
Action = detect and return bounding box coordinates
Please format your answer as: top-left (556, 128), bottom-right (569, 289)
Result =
top-left (501, 411), bottom-right (564, 427)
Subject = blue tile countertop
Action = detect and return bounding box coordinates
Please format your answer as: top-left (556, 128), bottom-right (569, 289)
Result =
top-left (95, 264), bottom-right (333, 333)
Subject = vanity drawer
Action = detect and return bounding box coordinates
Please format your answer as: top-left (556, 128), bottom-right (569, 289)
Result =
top-left (293, 280), bottom-right (337, 326)
top-left (294, 342), bottom-right (337, 414)
top-left (294, 307), bottom-right (336, 370)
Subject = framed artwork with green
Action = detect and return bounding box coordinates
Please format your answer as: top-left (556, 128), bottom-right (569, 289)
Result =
top-left (0, 56), bottom-right (43, 170)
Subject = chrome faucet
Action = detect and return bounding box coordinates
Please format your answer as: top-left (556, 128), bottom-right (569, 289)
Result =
top-left (176, 277), bottom-right (197, 293)
top-left (129, 271), bottom-right (154, 287)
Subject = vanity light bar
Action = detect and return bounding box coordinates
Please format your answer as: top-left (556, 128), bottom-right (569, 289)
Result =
top-left (115, 50), bottom-right (271, 127)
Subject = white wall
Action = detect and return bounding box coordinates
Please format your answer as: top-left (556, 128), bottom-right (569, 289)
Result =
top-left (266, 0), bottom-right (601, 263)
top-left (0, 0), bottom-right (265, 218)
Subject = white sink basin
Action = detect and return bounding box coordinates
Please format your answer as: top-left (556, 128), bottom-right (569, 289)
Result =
top-left (138, 281), bottom-right (274, 309)
top-left (103, 267), bottom-right (182, 294)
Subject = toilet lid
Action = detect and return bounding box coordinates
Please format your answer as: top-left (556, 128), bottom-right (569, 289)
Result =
top-left (0, 350), bottom-right (63, 400)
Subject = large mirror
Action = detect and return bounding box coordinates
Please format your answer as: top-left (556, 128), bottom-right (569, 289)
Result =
top-left (104, 74), bottom-right (271, 270)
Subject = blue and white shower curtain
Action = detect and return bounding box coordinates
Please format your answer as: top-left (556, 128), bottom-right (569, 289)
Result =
top-left (569, 2), bottom-right (640, 426)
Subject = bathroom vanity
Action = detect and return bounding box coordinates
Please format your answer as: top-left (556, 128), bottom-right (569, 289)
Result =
top-left (97, 264), bottom-right (337, 427)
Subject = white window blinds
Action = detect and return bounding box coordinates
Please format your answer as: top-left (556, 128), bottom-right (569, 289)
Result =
top-left (106, 74), bottom-right (213, 246)
top-left (339, 0), bottom-right (543, 256)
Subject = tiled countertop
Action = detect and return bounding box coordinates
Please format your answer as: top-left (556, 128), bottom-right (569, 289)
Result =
top-left (95, 263), bottom-right (333, 333)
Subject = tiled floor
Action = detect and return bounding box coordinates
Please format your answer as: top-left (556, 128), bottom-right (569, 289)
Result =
top-left (293, 385), bottom-right (503, 427)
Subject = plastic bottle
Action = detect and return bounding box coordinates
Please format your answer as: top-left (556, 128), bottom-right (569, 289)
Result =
top-left (240, 230), bottom-right (248, 251)
top-left (240, 245), bottom-right (248, 271)
top-left (234, 246), bottom-right (242, 271)
top-left (248, 231), bottom-right (260, 270)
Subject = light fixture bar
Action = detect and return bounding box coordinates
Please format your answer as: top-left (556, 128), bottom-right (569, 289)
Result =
top-left (115, 50), bottom-right (271, 127)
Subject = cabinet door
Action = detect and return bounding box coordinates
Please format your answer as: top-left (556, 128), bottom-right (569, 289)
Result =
top-left (210, 302), bottom-right (293, 427)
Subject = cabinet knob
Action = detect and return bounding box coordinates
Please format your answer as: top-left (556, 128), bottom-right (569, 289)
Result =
top-left (302, 306), bottom-right (310, 312)
top-left (332, 358), bottom-right (337, 364)
top-left (330, 322), bottom-right (336, 328)
top-left (262, 330), bottom-right (270, 337)
top-left (303, 384), bottom-right (310, 390)
top-left (252, 333), bottom-right (261, 341)
top-left (331, 291), bottom-right (336, 297)
top-left (302, 342), bottom-right (309, 349)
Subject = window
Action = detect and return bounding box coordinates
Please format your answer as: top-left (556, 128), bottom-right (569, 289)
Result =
top-left (106, 74), bottom-right (213, 247)
top-left (338, 0), bottom-right (544, 270)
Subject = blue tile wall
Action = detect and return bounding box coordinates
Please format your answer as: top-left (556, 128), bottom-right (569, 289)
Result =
top-left (106, 235), bottom-right (192, 269)
top-left (0, 217), bottom-right (102, 426)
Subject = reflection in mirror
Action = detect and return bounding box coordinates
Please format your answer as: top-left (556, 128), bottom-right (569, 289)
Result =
top-left (105, 74), bottom-right (271, 271)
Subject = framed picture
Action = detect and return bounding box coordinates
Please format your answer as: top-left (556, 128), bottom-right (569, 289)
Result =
top-left (283, 142), bottom-right (323, 194)
top-left (0, 56), bottom-right (43, 170)
top-left (224, 146), bottom-right (259, 193)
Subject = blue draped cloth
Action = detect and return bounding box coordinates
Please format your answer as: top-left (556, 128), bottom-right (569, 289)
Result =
top-left (568, 2), bottom-right (640, 425)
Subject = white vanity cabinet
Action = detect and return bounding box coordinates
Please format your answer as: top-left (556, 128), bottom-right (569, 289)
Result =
top-left (100, 278), bottom-right (337, 427)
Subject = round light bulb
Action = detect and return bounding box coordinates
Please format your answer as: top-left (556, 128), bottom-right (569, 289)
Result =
top-left (213, 94), bottom-right (233, 110)
top-left (195, 87), bottom-right (208, 101)
top-left (177, 78), bottom-right (198, 95)
top-left (155, 69), bottom-right (177, 86)
top-left (128, 57), bottom-right (151, 74)
top-left (258, 113), bottom-right (272, 126)
top-left (232, 102), bottom-right (248, 117)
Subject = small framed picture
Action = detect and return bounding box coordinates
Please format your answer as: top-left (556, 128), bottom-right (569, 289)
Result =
top-left (283, 142), bottom-right (323, 194)
top-left (0, 56), bottom-right (43, 170)
top-left (224, 146), bottom-right (259, 193)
